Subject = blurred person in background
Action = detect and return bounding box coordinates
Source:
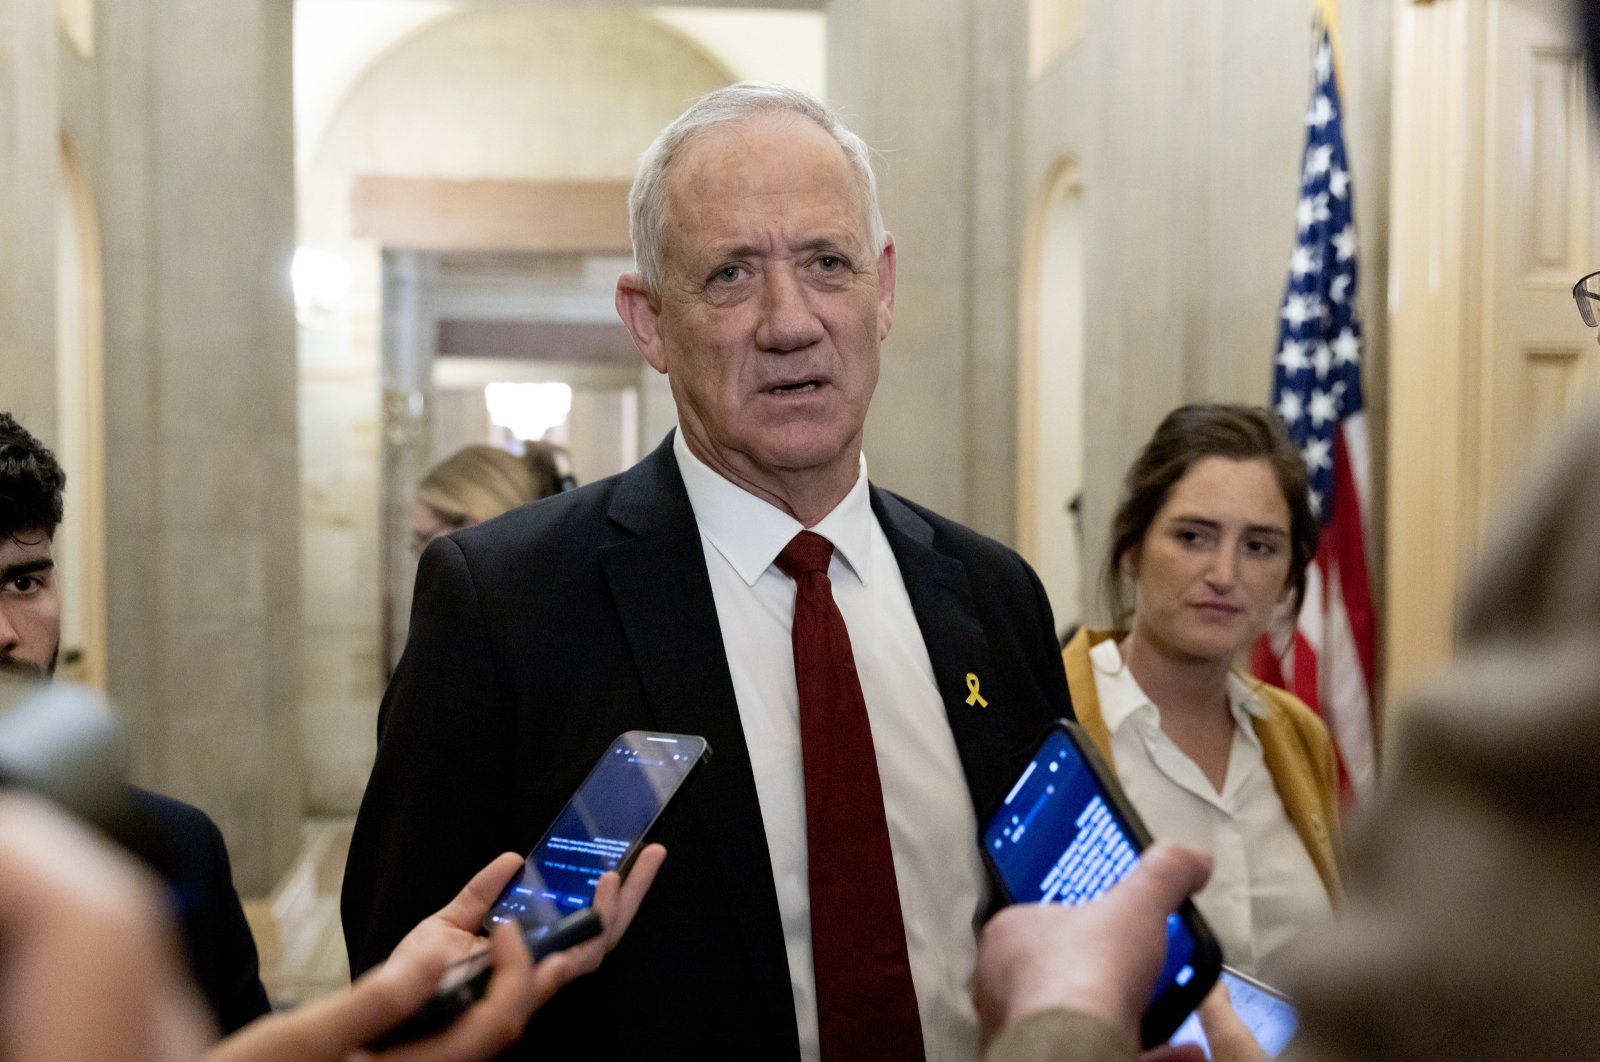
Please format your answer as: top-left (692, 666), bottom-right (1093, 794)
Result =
top-left (411, 441), bottom-right (574, 552)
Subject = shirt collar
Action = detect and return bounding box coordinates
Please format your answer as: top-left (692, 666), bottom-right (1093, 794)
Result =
top-left (1089, 637), bottom-right (1270, 735)
top-left (673, 430), bottom-right (874, 587)
top-left (1089, 637), bottom-right (1155, 734)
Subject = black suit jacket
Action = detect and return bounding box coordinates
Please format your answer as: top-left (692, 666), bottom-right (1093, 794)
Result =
top-left (341, 434), bottom-right (1073, 1060)
top-left (128, 787), bottom-right (272, 1036)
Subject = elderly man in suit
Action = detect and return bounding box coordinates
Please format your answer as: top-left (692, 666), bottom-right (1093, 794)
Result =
top-left (341, 82), bottom-right (1073, 1062)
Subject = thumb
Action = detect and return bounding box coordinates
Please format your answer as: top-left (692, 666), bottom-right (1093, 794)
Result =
top-left (1108, 843), bottom-right (1213, 921)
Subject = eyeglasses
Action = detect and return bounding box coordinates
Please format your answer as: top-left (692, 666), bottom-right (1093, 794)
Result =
top-left (1574, 270), bottom-right (1600, 327)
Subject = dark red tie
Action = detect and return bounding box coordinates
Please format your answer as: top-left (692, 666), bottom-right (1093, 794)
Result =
top-left (775, 531), bottom-right (925, 1062)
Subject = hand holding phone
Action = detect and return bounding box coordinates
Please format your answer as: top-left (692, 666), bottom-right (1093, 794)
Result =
top-left (484, 731), bottom-right (708, 933)
top-left (363, 731), bottom-right (706, 1052)
top-left (981, 720), bottom-right (1222, 1047)
top-left (975, 841), bottom-right (1215, 1050)
top-left (1167, 966), bottom-right (1298, 1057)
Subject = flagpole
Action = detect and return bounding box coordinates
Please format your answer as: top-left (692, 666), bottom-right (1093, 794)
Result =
top-left (1314, 0), bottom-right (1344, 78)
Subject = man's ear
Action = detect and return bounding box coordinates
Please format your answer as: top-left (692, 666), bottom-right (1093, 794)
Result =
top-left (876, 233), bottom-right (896, 341)
top-left (616, 273), bottom-right (668, 374)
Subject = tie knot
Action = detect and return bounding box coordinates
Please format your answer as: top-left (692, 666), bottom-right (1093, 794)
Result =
top-left (775, 530), bottom-right (834, 580)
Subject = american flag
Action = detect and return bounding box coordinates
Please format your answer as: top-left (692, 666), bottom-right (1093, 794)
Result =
top-left (1252, 16), bottom-right (1378, 799)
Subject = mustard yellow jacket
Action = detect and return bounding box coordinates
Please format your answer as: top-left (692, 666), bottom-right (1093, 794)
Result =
top-left (1061, 628), bottom-right (1343, 903)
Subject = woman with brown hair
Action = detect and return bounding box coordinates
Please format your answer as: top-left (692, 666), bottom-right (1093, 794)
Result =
top-left (1060, 403), bottom-right (1340, 977)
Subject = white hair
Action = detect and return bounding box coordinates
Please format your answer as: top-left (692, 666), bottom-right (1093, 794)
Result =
top-left (627, 81), bottom-right (887, 296)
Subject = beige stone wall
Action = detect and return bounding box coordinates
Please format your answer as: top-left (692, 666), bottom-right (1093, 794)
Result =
top-left (828, 0), bottom-right (1028, 544)
top-left (298, 8), bottom-right (730, 813)
top-left (51, 0), bottom-right (302, 892)
top-left (0, 0), bottom-right (60, 440)
top-left (1018, 0), bottom-right (1392, 626)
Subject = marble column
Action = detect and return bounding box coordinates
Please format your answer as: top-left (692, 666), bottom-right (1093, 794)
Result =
top-left (827, 0), bottom-right (1028, 542)
top-left (87, 0), bottom-right (301, 893)
top-left (0, 0), bottom-right (59, 439)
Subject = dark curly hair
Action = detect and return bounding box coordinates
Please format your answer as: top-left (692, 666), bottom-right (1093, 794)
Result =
top-left (0, 412), bottom-right (66, 542)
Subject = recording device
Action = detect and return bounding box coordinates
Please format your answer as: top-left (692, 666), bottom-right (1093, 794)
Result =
top-left (0, 677), bottom-right (127, 818)
top-left (982, 719), bottom-right (1221, 1047)
top-left (1167, 965), bottom-right (1299, 1056)
top-left (370, 730), bottom-right (711, 1050)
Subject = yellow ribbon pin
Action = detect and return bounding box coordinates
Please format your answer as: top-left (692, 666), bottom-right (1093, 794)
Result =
top-left (964, 673), bottom-right (988, 708)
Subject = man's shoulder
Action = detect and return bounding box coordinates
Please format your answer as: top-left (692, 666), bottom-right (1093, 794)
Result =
top-left (452, 436), bottom-right (688, 561)
top-left (127, 786), bottom-right (226, 849)
top-left (871, 485), bottom-right (1031, 571)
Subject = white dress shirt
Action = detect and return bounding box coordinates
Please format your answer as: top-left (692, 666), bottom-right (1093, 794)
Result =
top-left (1088, 638), bottom-right (1332, 979)
top-left (674, 432), bottom-right (987, 1062)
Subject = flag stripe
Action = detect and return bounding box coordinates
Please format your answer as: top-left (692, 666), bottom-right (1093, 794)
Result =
top-left (1330, 425), bottom-right (1376, 690)
top-left (1254, 14), bottom-right (1379, 801)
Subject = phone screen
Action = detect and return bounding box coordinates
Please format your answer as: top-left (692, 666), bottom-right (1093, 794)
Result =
top-left (486, 731), bottom-right (709, 933)
top-left (1167, 966), bottom-right (1298, 1056)
top-left (982, 722), bottom-right (1219, 1046)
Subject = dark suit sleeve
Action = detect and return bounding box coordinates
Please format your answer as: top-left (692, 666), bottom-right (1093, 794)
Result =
top-left (341, 535), bottom-right (517, 974)
top-left (128, 789), bottom-right (271, 1035)
top-left (193, 815), bottom-right (274, 1034)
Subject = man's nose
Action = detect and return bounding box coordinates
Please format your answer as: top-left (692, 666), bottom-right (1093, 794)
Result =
top-left (0, 606), bottom-right (18, 654)
top-left (755, 268), bottom-right (825, 352)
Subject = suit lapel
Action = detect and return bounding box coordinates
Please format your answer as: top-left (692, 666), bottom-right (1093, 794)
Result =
top-left (599, 436), bottom-right (798, 1050)
top-left (872, 487), bottom-right (1016, 816)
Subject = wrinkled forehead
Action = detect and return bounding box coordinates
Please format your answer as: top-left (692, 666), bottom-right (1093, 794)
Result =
top-left (659, 114), bottom-right (873, 255)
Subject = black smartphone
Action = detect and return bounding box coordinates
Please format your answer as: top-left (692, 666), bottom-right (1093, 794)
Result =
top-left (484, 729), bottom-right (711, 932)
top-left (1167, 965), bottom-right (1298, 1056)
top-left (367, 730), bottom-right (710, 1050)
top-left (981, 719), bottom-right (1221, 1048)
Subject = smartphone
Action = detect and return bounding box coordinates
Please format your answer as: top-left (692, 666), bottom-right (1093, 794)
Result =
top-left (1167, 965), bottom-right (1298, 1056)
top-left (367, 730), bottom-right (710, 1050)
top-left (981, 720), bottom-right (1221, 1048)
top-left (484, 730), bottom-right (710, 933)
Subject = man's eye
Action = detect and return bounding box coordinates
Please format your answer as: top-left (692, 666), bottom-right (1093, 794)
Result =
top-left (818, 255), bottom-right (842, 270)
top-left (712, 265), bottom-right (745, 283)
top-left (6, 576), bottom-right (38, 593)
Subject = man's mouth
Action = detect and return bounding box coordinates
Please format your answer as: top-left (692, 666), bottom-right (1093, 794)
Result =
top-left (768, 379), bottom-right (823, 395)
top-left (0, 656), bottom-right (47, 679)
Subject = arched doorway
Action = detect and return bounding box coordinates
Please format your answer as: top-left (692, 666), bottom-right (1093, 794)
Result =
top-left (1017, 156), bottom-right (1087, 635)
top-left (54, 136), bottom-right (107, 688)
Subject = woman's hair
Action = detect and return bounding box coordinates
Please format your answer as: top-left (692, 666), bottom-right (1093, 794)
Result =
top-left (1103, 403), bottom-right (1319, 626)
top-left (415, 441), bottom-right (571, 529)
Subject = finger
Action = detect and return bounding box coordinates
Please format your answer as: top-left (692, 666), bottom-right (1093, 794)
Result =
top-left (600, 843), bottom-right (666, 948)
top-left (1106, 843), bottom-right (1212, 919)
top-left (1196, 989), bottom-right (1270, 1062)
top-left (216, 952), bottom-right (451, 1062)
top-left (425, 852), bottom-right (526, 932)
top-left (373, 919), bottom-right (537, 1062)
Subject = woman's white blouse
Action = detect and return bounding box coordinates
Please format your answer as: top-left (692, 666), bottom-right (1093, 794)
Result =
top-left (1089, 638), bottom-right (1332, 979)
